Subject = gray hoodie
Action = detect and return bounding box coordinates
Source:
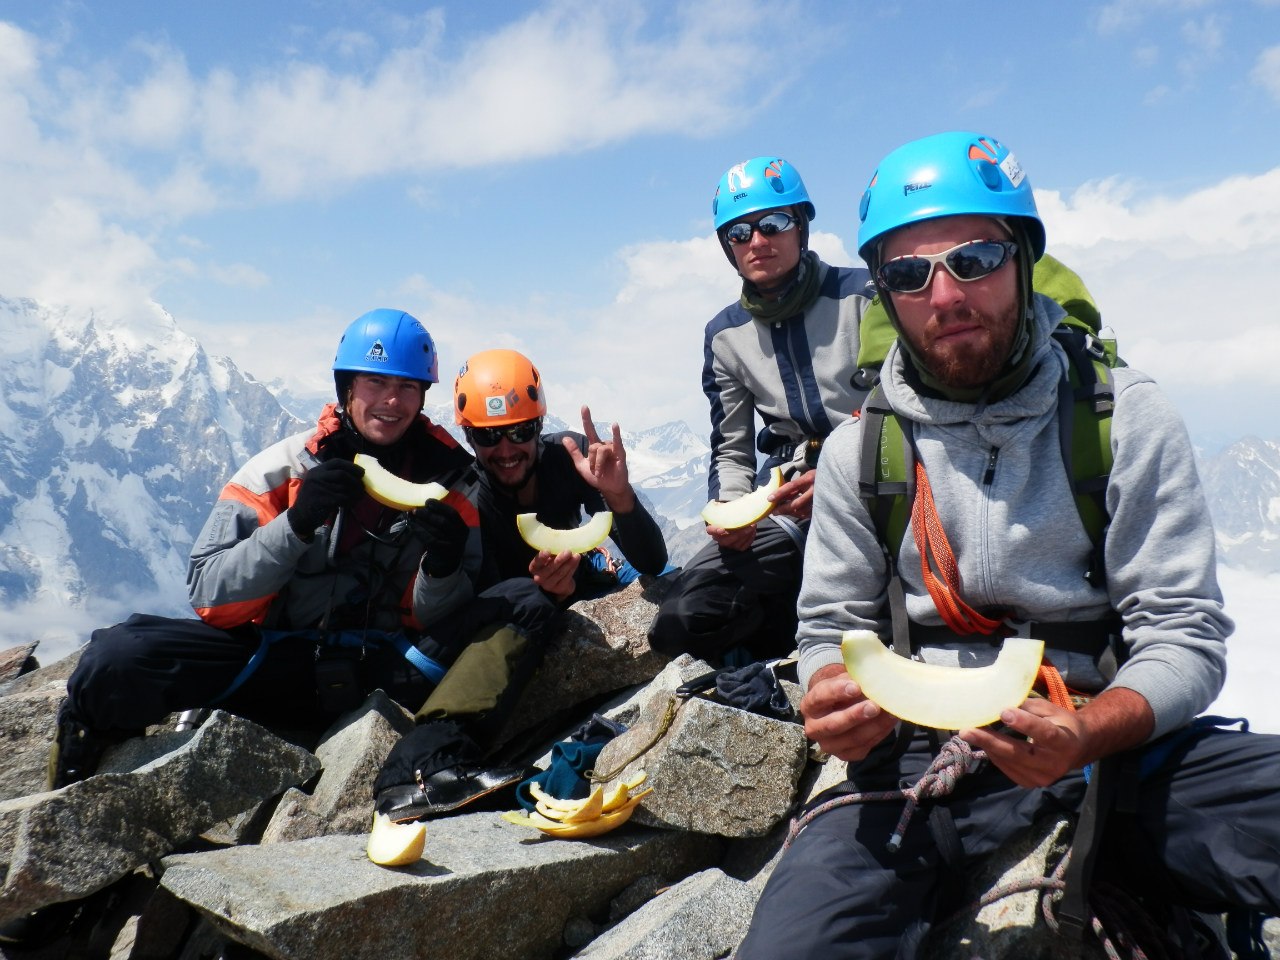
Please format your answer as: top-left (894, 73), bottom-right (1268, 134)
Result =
top-left (796, 294), bottom-right (1230, 739)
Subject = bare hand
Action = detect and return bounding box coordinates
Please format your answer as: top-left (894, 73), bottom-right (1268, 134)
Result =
top-left (801, 664), bottom-right (899, 761)
top-left (564, 405), bottom-right (634, 511)
top-left (769, 470), bottom-right (816, 520)
top-left (707, 522), bottom-right (757, 551)
top-left (529, 549), bottom-right (580, 602)
top-left (964, 686), bottom-right (1153, 788)
top-left (961, 698), bottom-right (1087, 788)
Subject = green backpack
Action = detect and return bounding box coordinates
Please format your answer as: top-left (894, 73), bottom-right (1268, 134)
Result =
top-left (855, 254), bottom-right (1124, 588)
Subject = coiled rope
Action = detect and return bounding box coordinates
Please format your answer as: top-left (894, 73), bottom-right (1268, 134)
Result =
top-left (780, 734), bottom-right (1159, 958)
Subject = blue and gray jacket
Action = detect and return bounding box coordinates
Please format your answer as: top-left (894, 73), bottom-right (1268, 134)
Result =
top-left (702, 257), bottom-right (874, 501)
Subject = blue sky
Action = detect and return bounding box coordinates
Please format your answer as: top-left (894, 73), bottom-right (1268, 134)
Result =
top-left (2, 0), bottom-right (1279, 445)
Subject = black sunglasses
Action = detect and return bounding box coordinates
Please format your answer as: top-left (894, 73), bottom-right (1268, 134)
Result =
top-left (723, 212), bottom-right (798, 245)
top-left (468, 418), bottom-right (541, 448)
top-left (877, 239), bottom-right (1018, 294)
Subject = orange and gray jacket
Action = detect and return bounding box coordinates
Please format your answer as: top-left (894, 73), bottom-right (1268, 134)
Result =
top-left (188, 404), bottom-right (480, 634)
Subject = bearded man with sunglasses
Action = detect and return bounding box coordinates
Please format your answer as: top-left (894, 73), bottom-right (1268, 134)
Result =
top-left (734, 132), bottom-right (1280, 959)
top-left (372, 348), bottom-right (668, 822)
top-left (648, 156), bottom-right (874, 666)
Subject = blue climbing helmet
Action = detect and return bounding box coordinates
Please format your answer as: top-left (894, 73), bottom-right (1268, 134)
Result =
top-left (332, 308), bottom-right (438, 403)
top-left (712, 156), bottom-right (816, 231)
top-left (856, 131), bottom-right (1045, 269)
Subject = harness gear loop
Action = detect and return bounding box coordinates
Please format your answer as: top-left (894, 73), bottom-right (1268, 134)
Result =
top-left (912, 460), bottom-right (1004, 636)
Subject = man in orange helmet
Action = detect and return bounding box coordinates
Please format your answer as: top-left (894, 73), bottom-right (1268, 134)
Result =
top-left (373, 349), bottom-right (668, 821)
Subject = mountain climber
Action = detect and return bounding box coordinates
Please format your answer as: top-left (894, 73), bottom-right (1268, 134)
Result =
top-left (646, 156), bottom-right (874, 665)
top-left (372, 348), bottom-right (669, 821)
top-left (733, 132), bottom-right (1280, 959)
top-left (47, 309), bottom-right (481, 790)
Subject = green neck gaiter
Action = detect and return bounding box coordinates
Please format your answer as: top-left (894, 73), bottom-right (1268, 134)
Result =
top-left (740, 250), bottom-right (823, 323)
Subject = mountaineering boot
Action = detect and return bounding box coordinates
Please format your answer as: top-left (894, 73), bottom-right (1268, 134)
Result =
top-left (46, 708), bottom-right (111, 790)
top-left (375, 763), bottom-right (533, 822)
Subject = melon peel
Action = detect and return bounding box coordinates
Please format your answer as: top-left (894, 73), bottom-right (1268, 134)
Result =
top-left (505, 774), bottom-right (652, 839)
top-left (353, 453), bottom-right (448, 511)
top-left (840, 630), bottom-right (1044, 730)
top-left (366, 812), bottom-right (426, 866)
top-left (700, 467), bottom-right (783, 530)
top-left (516, 511), bottom-right (613, 555)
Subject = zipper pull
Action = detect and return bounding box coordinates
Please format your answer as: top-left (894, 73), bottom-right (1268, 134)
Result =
top-left (983, 447), bottom-right (999, 486)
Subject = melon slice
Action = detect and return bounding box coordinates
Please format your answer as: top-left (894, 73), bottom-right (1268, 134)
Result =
top-left (502, 801), bottom-right (643, 839)
top-left (366, 812), bottom-right (426, 866)
top-left (840, 630), bottom-right (1044, 730)
top-left (353, 453), bottom-right (448, 510)
top-left (516, 511), bottom-right (613, 555)
top-left (700, 467), bottom-right (783, 529)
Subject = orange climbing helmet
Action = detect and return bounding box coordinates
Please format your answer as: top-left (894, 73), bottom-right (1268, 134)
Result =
top-left (454, 349), bottom-right (547, 428)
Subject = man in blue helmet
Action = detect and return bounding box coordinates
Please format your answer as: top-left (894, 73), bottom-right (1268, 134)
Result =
top-left (647, 156), bottom-right (874, 665)
top-left (46, 309), bottom-right (484, 791)
top-left (734, 133), bottom-right (1280, 959)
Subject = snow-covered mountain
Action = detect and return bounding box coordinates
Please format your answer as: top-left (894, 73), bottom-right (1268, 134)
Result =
top-left (1201, 437), bottom-right (1280, 574)
top-left (0, 296), bottom-right (302, 652)
top-left (5, 293), bottom-right (1280, 667)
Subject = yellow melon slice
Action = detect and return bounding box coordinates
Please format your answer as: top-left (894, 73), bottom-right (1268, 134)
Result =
top-left (840, 630), bottom-right (1044, 730)
top-left (353, 453), bottom-right (448, 511)
top-left (700, 467), bottom-right (783, 530)
top-left (366, 812), bottom-right (426, 866)
top-left (516, 511), bottom-right (613, 555)
top-left (532, 784), bottom-right (606, 824)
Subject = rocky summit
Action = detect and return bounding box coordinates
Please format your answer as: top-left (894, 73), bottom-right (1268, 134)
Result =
top-left (1, 580), bottom-right (1276, 960)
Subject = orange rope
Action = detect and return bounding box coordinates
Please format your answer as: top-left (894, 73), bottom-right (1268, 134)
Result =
top-left (1037, 662), bottom-right (1079, 712)
top-left (911, 460), bottom-right (1004, 636)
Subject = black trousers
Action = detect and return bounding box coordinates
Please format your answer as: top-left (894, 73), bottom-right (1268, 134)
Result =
top-left (64, 577), bottom-right (558, 735)
top-left (647, 516), bottom-right (805, 663)
top-left (734, 724), bottom-right (1280, 960)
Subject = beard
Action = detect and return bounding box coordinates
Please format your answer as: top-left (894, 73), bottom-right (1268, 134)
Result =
top-left (903, 300), bottom-right (1021, 390)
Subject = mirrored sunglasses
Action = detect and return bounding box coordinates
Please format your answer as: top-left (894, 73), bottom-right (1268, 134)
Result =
top-left (877, 240), bottom-right (1018, 294)
top-left (723, 212), bottom-right (798, 245)
top-left (468, 418), bottom-right (541, 448)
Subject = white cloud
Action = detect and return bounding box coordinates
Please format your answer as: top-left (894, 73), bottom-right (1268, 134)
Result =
top-left (1094, 0), bottom-right (1216, 35)
top-left (1037, 167), bottom-right (1280, 421)
top-left (0, 1), bottom-right (791, 347)
top-left (206, 262), bottom-right (270, 288)
top-left (1251, 44), bottom-right (1280, 101)
top-left (185, 1), bottom-right (783, 198)
top-left (1178, 13), bottom-right (1224, 80)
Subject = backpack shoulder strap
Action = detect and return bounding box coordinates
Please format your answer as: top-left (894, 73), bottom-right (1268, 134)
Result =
top-left (858, 382), bottom-right (915, 657)
top-left (858, 382), bottom-right (914, 559)
top-left (1052, 326), bottom-right (1117, 586)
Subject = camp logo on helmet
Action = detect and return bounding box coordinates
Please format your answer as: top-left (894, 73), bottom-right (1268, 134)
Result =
top-left (363, 340), bottom-right (389, 363)
top-left (485, 395), bottom-right (508, 416)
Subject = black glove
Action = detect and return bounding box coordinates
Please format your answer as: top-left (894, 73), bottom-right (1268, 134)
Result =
top-left (416, 499), bottom-right (469, 578)
top-left (288, 459), bottom-right (366, 539)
